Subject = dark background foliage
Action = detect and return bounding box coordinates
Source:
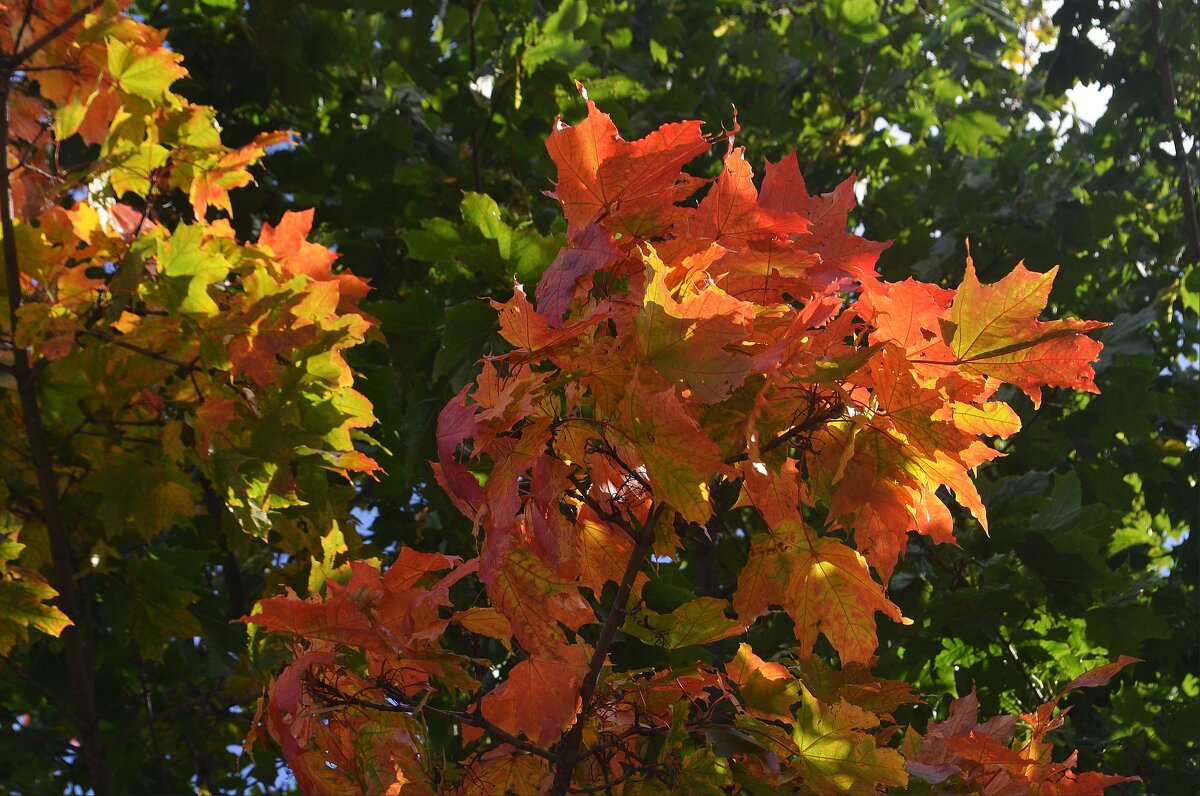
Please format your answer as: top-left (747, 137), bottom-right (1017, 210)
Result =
top-left (2, 1), bottom-right (1194, 792)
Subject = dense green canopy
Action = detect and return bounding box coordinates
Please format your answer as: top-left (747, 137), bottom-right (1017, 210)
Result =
top-left (0, 0), bottom-right (1194, 792)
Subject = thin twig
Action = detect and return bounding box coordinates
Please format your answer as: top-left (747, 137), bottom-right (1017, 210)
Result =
top-left (310, 679), bottom-right (556, 763)
top-left (568, 764), bottom-right (656, 794)
top-left (0, 652), bottom-right (81, 726)
top-left (12, 2), bottom-right (36, 55)
top-left (852, 0), bottom-right (893, 98)
top-left (14, 63), bottom-right (82, 73)
top-left (723, 398), bottom-right (842, 465)
top-left (78, 328), bottom-right (197, 371)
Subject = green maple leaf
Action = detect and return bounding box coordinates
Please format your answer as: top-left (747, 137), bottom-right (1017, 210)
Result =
top-left (0, 567), bottom-right (72, 654)
top-left (107, 39), bottom-right (185, 101)
top-left (789, 688), bottom-right (909, 793)
top-left (125, 556), bottom-right (201, 660)
top-left (623, 596), bottom-right (745, 651)
top-left (156, 224), bottom-right (230, 316)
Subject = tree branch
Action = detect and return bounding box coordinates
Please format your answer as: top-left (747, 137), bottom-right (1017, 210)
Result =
top-left (78, 328), bottom-right (197, 371)
top-left (1146, 0), bottom-right (1200, 264)
top-left (12, 1), bottom-right (36, 56)
top-left (568, 763), bottom-right (660, 794)
top-left (311, 678), bottom-right (557, 763)
top-left (5, 0), bottom-right (106, 69)
top-left (0, 652), bottom-right (80, 726)
top-left (126, 689), bottom-right (242, 735)
top-left (723, 397), bottom-right (842, 465)
top-left (0, 78), bottom-right (109, 794)
top-left (549, 503), bottom-right (666, 795)
top-left (852, 0), bottom-right (892, 99)
top-left (200, 474), bottom-right (246, 620)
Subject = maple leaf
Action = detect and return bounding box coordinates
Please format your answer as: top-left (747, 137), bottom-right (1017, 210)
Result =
top-left (381, 548), bottom-right (464, 593)
top-left (858, 277), bottom-right (956, 365)
top-left (675, 148), bottom-right (809, 251)
top-left (635, 245), bottom-right (755, 403)
top-left (797, 657), bottom-right (922, 718)
top-left (613, 382), bottom-right (731, 525)
top-left (480, 644), bottom-right (591, 746)
top-left (1042, 771), bottom-right (1143, 794)
top-left (945, 400), bottom-right (1022, 439)
top-left (0, 563), bottom-right (73, 654)
top-left (732, 688), bottom-right (908, 794)
top-left (546, 92), bottom-right (710, 236)
top-left (106, 39), bottom-right (186, 102)
top-left (251, 582), bottom-right (386, 655)
top-left (623, 597), bottom-right (745, 651)
top-left (711, 238), bottom-right (820, 305)
top-left (247, 553), bottom-right (465, 658)
top-left (725, 643), bottom-right (801, 721)
top-left (260, 209), bottom-right (338, 279)
top-left (492, 281), bottom-right (606, 356)
top-left (190, 131), bottom-right (296, 220)
top-left (857, 346), bottom-right (975, 460)
top-left (735, 521), bottom-right (907, 664)
top-left (258, 208), bottom-right (371, 315)
top-left (481, 437), bottom-right (532, 544)
top-left (154, 224), bottom-right (230, 317)
top-left (942, 254), bottom-right (1107, 407)
top-left (906, 658), bottom-right (1141, 794)
top-left (1058, 654), bottom-right (1141, 694)
top-left (452, 607), bottom-right (515, 652)
top-left (526, 455), bottom-right (578, 571)
top-left (576, 515), bottom-right (637, 594)
top-left (737, 455), bottom-right (804, 531)
top-left (759, 156), bottom-right (854, 230)
top-left (759, 153), bottom-right (890, 286)
top-left (535, 222), bottom-right (622, 325)
top-left (812, 412), bottom-right (992, 578)
top-left (228, 325), bottom-right (318, 386)
top-left (433, 385), bottom-right (485, 520)
top-left (460, 748), bottom-right (548, 795)
top-left (786, 537), bottom-right (909, 665)
top-left (788, 688), bottom-right (909, 793)
top-left (485, 548), bottom-right (594, 655)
